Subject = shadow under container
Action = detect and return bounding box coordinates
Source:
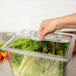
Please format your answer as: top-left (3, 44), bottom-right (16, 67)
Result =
top-left (1, 31), bottom-right (76, 76)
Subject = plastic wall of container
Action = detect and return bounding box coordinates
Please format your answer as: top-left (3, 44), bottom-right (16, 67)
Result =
top-left (8, 52), bottom-right (67, 76)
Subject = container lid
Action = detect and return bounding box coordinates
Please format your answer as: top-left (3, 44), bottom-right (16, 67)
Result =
top-left (14, 30), bottom-right (71, 43)
top-left (1, 30), bottom-right (76, 62)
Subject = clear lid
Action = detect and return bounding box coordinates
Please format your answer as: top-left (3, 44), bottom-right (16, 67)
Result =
top-left (14, 30), bottom-right (71, 43)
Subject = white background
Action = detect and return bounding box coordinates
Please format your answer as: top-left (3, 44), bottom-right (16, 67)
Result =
top-left (0, 0), bottom-right (76, 32)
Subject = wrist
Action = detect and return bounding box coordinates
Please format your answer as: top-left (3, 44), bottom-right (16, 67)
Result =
top-left (55, 17), bottom-right (65, 30)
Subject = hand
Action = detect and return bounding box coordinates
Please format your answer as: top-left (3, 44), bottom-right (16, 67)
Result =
top-left (39, 18), bottom-right (61, 38)
top-left (39, 14), bottom-right (76, 38)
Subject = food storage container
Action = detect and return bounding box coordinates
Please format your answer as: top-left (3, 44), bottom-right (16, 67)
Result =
top-left (1, 30), bottom-right (76, 76)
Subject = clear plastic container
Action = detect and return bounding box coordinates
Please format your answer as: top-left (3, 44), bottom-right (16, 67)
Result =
top-left (1, 30), bottom-right (76, 76)
top-left (9, 53), bottom-right (67, 76)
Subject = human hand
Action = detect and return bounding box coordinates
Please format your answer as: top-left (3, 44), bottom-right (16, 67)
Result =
top-left (39, 18), bottom-right (61, 38)
top-left (39, 14), bottom-right (76, 38)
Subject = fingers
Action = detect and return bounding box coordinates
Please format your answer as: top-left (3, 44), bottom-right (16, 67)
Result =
top-left (39, 20), bottom-right (55, 38)
top-left (39, 20), bottom-right (49, 38)
top-left (39, 21), bottom-right (44, 38)
top-left (39, 27), bottom-right (49, 38)
top-left (39, 26), bottom-right (44, 38)
top-left (39, 25), bottom-right (44, 33)
top-left (39, 21), bottom-right (45, 32)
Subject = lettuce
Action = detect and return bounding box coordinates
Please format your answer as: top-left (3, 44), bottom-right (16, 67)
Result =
top-left (11, 53), bottom-right (24, 75)
top-left (8, 38), bottom-right (68, 76)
